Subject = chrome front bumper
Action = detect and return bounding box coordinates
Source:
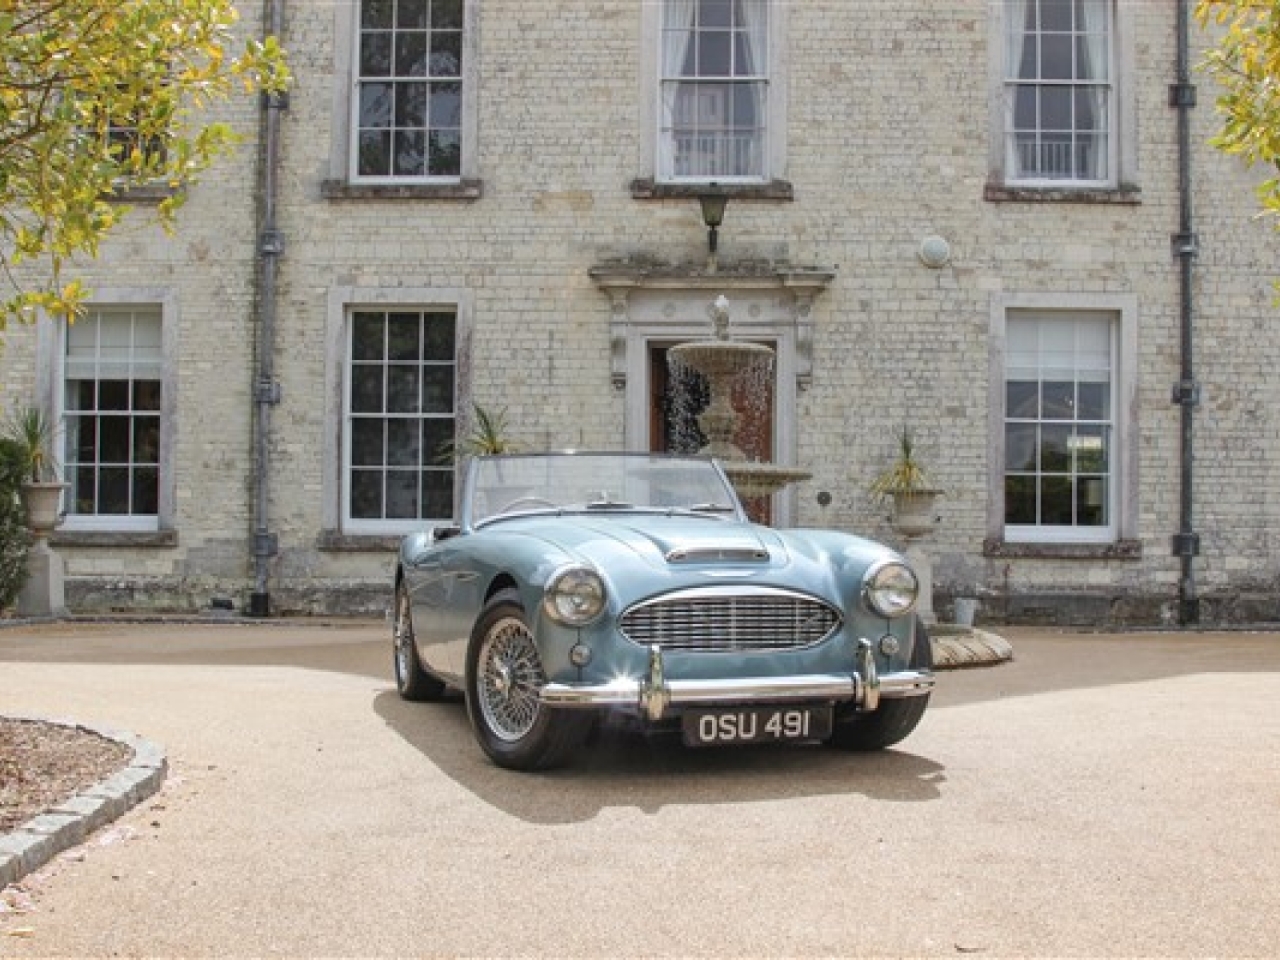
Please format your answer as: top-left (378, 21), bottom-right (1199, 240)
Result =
top-left (540, 640), bottom-right (935, 723)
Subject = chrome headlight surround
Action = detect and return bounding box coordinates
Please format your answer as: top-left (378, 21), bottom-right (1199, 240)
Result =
top-left (862, 559), bottom-right (919, 619)
top-left (542, 565), bottom-right (607, 626)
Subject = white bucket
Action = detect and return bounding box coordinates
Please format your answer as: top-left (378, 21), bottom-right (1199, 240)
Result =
top-left (953, 597), bottom-right (978, 628)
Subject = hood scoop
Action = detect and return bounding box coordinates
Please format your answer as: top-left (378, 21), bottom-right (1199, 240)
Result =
top-left (666, 546), bottom-right (770, 564)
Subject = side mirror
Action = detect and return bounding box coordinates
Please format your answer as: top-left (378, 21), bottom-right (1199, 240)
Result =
top-left (432, 524), bottom-right (462, 542)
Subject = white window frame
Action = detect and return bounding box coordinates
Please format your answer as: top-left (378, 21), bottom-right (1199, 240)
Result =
top-left (44, 291), bottom-right (178, 534)
top-left (988, 293), bottom-right (1137, 546)
top-left (641, 0), bottom-right (788, 185)
top-left (330, 0), bottom-right (480, 185)
top-left (324, 286), bottom-right (472, 536)
top-left (988, 0), bottom-right (1137, 191)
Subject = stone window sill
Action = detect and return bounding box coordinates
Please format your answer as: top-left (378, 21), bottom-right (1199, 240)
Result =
top-left (320, 179), bottom-right (483, 201)
top-left (984, 183), bottom-right (1141, 205)
top-left (630, 179), bottom-right (794, 201)
top-left (52, 530), bottom-right (178, 548)
top-left (104, 184), bottom-right (177, 205)
top-left (983, 538), bottom-right (1142, 560)
top-left (317, 531), bottom-right (403, 553)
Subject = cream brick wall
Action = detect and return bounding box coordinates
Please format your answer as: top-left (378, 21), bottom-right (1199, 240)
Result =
top-left (1, 0), bottom-right (1277, 623)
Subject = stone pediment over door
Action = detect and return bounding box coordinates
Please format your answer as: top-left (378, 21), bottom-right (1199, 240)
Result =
top-left (589, 263), bottom-right (834, 526)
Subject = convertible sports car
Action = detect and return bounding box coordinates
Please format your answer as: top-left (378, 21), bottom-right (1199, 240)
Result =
top-left (393, 452), bottom-right (935, 770)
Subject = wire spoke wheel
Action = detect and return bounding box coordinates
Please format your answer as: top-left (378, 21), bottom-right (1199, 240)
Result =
top-left (477, 616), bottom-right (546, 741)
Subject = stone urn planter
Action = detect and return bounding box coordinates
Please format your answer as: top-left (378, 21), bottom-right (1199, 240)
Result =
top-left (19, 481), bottom-right (67, 539)
top-left (889, 489), bottom-right (941, 539)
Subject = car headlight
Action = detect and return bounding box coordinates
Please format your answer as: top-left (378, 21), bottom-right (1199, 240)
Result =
top-left (863, 560), bottom-right (919, 618)
top-left (543, 566), bottom-right (606, 626)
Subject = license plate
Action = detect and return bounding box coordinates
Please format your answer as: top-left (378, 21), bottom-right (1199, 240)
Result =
top-left (682, 705), bottom-right (833, 747)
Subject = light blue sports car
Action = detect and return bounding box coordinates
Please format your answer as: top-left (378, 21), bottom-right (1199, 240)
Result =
top-left (393, 452), bottom-right (935, 770)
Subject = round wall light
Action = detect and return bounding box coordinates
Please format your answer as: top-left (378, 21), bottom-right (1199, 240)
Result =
top-left (918, 235), bottom-right (952, 268)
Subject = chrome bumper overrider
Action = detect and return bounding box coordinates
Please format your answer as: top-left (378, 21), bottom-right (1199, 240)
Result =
top-left (540, 640), bottom-right (935, 723)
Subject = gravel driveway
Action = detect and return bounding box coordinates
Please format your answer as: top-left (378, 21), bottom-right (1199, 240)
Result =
top-left (2, 619), bottom-right (1279, 957)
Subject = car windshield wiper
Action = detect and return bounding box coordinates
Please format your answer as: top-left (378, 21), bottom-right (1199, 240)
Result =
top-left (661, 503), bottom-right (736, 518)
top-left (586, 499), bottom-right (635, 510)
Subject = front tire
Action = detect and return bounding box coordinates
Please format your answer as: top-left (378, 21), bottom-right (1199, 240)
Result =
top-left (465, 588), bottom-right (591, 771)
top-left (826, 617), bottom-right (933, 752)
top-left (393, 580), bottom-right (448, 702)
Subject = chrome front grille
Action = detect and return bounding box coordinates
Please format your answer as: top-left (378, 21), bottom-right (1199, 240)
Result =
top-left (620, 587), bottom-right (841, 654)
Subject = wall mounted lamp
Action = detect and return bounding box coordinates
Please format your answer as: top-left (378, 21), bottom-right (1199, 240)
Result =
top-left (698, 186), bottom-right (728, 255)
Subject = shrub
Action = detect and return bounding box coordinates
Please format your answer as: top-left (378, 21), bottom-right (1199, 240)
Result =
top-left (0, 437), bottom-right (31, 611)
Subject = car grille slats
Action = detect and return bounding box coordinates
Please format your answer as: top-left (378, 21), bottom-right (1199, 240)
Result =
top-left (620, 589), bottom-right (840, 653)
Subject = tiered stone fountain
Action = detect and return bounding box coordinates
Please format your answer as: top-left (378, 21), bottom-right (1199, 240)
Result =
top-left (668, 295), bottom-right (810, 500)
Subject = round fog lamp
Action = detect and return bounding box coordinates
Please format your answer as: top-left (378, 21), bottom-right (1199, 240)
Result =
top-left (879, 634), bottom-right (901, 657)
top-left (570, 643), bottom-right (593, 667)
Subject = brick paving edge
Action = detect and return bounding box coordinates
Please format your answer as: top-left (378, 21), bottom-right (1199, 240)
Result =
top-left (0, 717), bottom-right (167, 889)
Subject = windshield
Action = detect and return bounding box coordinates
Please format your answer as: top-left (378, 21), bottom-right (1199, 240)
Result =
top-left (466, 453), bottom-right (743, 527)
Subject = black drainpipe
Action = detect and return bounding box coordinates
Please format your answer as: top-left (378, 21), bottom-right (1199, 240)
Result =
top-left (250, 0), bottom-right (287, 617)
top-left (1171, 0), bottom-right (1201, 624)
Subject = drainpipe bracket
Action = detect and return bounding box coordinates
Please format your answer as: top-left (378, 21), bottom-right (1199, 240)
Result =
top-left (262, 91), bottom-right (290, 111)
top-left (254, 533), bottom-right (279, 559)
top-left (255, 379), bottom-right (282, 404)
top-left (260, 229), bottom-right (286, 256)
top-left (1168, 82), bottom-right (1197, 108)
top-left (1171, 231), bottom-right (1199, 259)
top-left (1170, 379), bottom-right (1200, 406)
top-left (1171, 533), bottom-right (1201, 558)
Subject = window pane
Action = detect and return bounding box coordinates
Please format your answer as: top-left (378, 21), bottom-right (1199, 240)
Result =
top-left (1006, 423), bottom-right (1038, 471)
top-left (398, 0), bottom-right (428, 29)
top-left (100, 381), bottom-right (129, 411)
top-left (133, 380), bottom-right (161, 412)
top-left (394, 130), bottom-right (426, 177)
top-left (431, 31), bottom-right (462, 77)
top-left (358, 130), bottom-right (391, 176)
top-left (700, 0), bottom-right (733, 28)
top-left (434, 0), bottom-right (463, 30)
top-left (396, 83), bottom-right (427, 127)
top-left (360, 33), bottom-right (392, 77)
top-left (387, 418), bottom-right (420, 466)
top-left (352, 313), bottom-right (385, 361)
top-left (359, 84), bottom-right (393, 128)
top-left (1077, 476), bottom-right (1108, 526)
top-left (423, 314), bottom-right (456, 360)
top-left (1005, 475), bottom-right (1037, 524)
top-left (422, 368), bottom-right (455, 413)
top-left (1040, 34), bottom-right (1073, 81)
top-left (1040, 424), bottom-right (1072, 472)
top-left (422, 417), bottom-right (454, 462)
top-left (132, 417), bottom-right (160, 465)
top-left (350, 469), bottom-right (383, 519)
top-left (387, 314), bottom-right (420, 360)
top-left (428, 130), bottom-right (461, 176)
top-left (387, 365), bottom-right (421, 413)
top-left (422, 468), bottom-right (454, 518)
top-left (98, 467), bottom-right (130, 514)
top-left (351, 366), bottom-right (385, 414)
top-left (131, 467), bottom-right (158, 514)
top-left (1039, 475), bottom-right (1072, 524)
top-left (362, 0), bottom-right (394, 29)
top-left (1006, 380), bottom-right (1039, 418)
top-left (1041, 380), bottom-right (1075, 420)
top-left (431, 82), bottom-right (462, 128)
top-left (395, 32), bottom-right (428, 76)
top-left (1040, 0), bottom-right (1073, 32)
top-left (351, 418), bottom-right (385, 466)
top-left (386, 469), bottom-right (418, 518)
top-left (99, 416), bottom-right (130, 462)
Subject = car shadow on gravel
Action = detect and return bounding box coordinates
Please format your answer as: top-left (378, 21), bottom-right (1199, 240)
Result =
top-left (372, 690), bottom-right (946, 823)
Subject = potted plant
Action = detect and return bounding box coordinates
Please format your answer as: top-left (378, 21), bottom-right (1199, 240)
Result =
top-left (437, 403), bottom-right (521, 462)
top-left (0, 406), bottom-right (66, 537)
top-left (868, 425), bottom-right (943, 538)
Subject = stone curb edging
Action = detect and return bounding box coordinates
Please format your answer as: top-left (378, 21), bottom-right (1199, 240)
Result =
top-left (932, 628), bottom-right (1015, 669)
top-left (0, 717), bottom-right (167, 889)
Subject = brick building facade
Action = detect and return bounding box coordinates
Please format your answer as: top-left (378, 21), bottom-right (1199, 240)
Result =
top-left (3, 0), bottom-right (1278, 625)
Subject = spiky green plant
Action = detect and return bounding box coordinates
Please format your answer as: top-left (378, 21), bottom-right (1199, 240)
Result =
top-left (868, 426), bottom-right (937, 501)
